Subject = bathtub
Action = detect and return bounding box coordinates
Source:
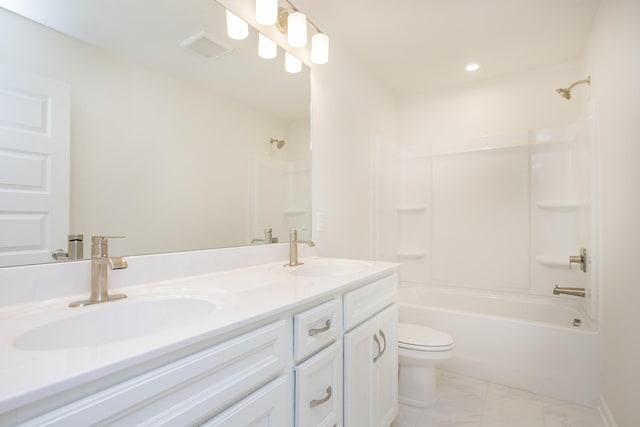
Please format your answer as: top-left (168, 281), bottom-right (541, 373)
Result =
top-left (398, 285), bottom-right (601, 407)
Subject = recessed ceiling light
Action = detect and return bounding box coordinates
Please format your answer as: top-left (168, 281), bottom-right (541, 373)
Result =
top-left (465, 63), bottom-right (480, 72)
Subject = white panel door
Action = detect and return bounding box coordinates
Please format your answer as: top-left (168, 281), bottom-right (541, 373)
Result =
top-left (0, 64), bottom-right (70, 267)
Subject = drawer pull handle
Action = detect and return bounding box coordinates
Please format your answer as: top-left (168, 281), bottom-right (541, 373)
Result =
top-left (373, 333), bottom-right (382, 363)
top-left (308, 318), bottom-right (332, 336)
top-left (310, 386), bottom-right (332, 408)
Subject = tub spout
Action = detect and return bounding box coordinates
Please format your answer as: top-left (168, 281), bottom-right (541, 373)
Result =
top-left (553, 286), bottom-right (587, 297)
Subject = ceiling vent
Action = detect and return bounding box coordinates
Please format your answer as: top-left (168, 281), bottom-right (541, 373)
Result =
top-left (180, 31), bottom-right (231, 59)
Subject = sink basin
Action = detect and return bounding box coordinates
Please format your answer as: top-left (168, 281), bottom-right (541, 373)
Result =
top-left (14, 297), bottom-right (218, 351)
top-left (288, 260), bottom-right (370, 277)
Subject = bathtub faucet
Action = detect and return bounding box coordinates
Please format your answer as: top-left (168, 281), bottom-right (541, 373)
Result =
top-left (553, 286), bottom-right (587, 298)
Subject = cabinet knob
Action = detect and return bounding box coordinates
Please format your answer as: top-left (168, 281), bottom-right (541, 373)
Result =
top-left (309, 386), bottom-right (332, 408)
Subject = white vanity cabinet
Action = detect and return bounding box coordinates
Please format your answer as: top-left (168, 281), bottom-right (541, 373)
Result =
top-left (2, 259), bottom-right (399, 427)
top-left (343, 274), bottom-right (398, 427)
top-left (17, 320), bottom-right (291, 427)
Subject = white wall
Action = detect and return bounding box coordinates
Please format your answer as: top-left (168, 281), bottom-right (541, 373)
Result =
top-left (583, 0), bottom-right (640, 424)
top-left (0, 9), bottom-right (308, 258)
top-left (311, 43), bottom-right (398, 259)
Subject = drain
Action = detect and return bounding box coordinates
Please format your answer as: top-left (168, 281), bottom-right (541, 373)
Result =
top-left (573, 318), bottom-right (582, 327)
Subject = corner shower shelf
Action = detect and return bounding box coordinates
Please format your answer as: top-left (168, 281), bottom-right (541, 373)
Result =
top-left (536, 256), bottom-right (568, 268)
top-left (396, 250), bottom-right (427, 259)
top-left (536, 200), bottom-right (581, 210)
top-left (396, 204), bottom-right (428, 213)
top-left (283, 209), bottom-right (307, 215)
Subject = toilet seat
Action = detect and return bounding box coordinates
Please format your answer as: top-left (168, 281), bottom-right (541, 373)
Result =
top-left (398, 323), bottom-right (454, 352)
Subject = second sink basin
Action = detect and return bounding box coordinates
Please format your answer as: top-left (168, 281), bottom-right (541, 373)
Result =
top-left (14, 296), bottom-right (220, 351)
top-left (288, 260), bottom-right (370, 277)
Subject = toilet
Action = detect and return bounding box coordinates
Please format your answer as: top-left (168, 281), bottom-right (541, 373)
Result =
top-left (397, 322), bottom-right (454, 407)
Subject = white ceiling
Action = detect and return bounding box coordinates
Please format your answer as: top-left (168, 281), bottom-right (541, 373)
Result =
top-left (2, 0), bottom-right (602, 108)
top-left (296, 0), bottom-right (602, 96)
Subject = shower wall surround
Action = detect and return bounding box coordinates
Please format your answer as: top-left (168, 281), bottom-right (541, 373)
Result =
top-left (375, 60), bottom-right (597, 317)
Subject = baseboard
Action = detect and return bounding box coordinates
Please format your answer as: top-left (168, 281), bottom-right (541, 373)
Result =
top-left (599, 395), bottom-right (619, 427)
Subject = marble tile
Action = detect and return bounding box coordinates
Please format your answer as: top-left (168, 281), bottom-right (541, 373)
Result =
top-left (542, 397), bottom-right (605, 427)
top-left (393, 372), bottom-right (605, 427)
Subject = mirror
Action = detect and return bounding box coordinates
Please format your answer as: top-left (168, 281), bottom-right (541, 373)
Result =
top-left (0, 0), bottom-right (311, 267)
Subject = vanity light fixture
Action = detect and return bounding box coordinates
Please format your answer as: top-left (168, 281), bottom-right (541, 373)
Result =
top-left (276, 0), bottom-right (329, 64)
top-left (287, 11), bottom-right (307, 47)
top-left (225, 0), bottom-right (329, 72)
top-left (258, 33), bottom-right (278, 59)
top-left (226, 10), bottom-right (249, 40)
top-left (285, 51), bottom-right (302, 73)
top-left (256, 0), bottom-right (278, 25)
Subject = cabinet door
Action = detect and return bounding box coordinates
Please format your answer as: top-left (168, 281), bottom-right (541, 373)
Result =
top-left (374, 305), bottom-right (398, 427)
top-left (343, 316), bottom-right (377, 427)
top-left (201, 375), bottom-right (291, 427)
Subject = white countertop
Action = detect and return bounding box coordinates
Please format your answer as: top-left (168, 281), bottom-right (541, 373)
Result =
top-left (0, 256), bottom-right (397, 414)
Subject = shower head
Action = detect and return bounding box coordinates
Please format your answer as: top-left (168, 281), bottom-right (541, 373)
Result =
top-left (556, 76), bottom-right (591, 100)
top-left (556, 88), bottom-right (572, 100)
top-left (270, 138), bottom-right (285, 149)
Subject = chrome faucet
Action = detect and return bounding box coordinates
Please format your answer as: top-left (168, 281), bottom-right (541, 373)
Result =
top-left (69, 236), bottom-right (128, 307)
top-left (553, 286), bottom-right (587, 297)
top-left (285, 229), bottom-right (315, 267)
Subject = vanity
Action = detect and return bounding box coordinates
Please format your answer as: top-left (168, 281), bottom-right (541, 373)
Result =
top-left (0, 251), bottom-right (398, 426)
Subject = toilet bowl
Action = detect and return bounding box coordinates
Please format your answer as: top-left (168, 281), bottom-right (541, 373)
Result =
top-left (398, 322), bottom-right (454, 407)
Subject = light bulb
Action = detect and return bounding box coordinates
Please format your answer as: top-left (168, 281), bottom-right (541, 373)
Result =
top-left (465, 63), bottom-right (480, 72)
top-left (226, 10), bottom-right (248, 40)
top-left (311, 33), bottom-right (329, 64)
top-left (285, 52), bottom-right (302, 73)
top-left (256, 0), bottom-right (277, 25)
top-left (258, 33), bottom-right (277, 59)
top-left (287, 11), bottom-right (307, 47)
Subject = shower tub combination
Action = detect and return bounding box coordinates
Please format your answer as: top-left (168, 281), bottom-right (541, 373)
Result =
top-left (398, 285), bottom-right (600, 407)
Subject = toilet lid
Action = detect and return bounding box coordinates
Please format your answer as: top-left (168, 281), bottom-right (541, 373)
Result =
top-left (398, 323), bottom-right (454, 349)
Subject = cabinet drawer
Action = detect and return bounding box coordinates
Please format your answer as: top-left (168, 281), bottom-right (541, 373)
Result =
top-left (21, 320), bottom-right (289, 426)
top-left (201, 375), bottom-right (292, 427)
top-left (295, 341), bottom-right (342, 427)
top-left (343, 274), bottom-right (397, 331)
top-left (294, 298), bottom-right (342, 362)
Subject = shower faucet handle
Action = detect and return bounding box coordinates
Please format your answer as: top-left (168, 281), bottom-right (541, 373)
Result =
top-left (569, 248), bottom-right (587, 273)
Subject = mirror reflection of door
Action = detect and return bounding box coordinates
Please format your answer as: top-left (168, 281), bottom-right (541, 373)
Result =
top-left (0, 65), bottom-right (70, 267)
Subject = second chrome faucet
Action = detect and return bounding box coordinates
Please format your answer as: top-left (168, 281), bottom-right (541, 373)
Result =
top-left (285, 229), bottom-right (315, 267)
top-left (69, 236), bottom-right (128, 307)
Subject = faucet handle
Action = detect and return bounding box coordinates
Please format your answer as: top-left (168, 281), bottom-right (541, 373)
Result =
top-left (91, 235), bottom-right (126, 257)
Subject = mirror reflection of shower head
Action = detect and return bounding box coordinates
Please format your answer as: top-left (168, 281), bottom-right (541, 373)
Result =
top-left (556, 76), bottom-right (591, 100)
top-left (270, 138), bottom-right (286, 149)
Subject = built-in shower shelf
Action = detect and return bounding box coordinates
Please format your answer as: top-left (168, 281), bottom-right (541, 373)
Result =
top-left (396, 204), bottom-right (428, 213)
top-left (536, 256), bottom-right (568, 268)
top-left (283, 209), bottom-right (307, 215)
top-left (396, 250), bottom-right (427, 259)
top-left (536, 200), bottom-right (582, 210)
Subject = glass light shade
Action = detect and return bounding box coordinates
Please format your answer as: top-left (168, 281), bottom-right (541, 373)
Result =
top-left (287, 11), bottom-right (307, 47)
top-left (311, 33), bottom-right (329, 64)
top-left (285, 52), bottom-right (302, 73)
top-left (258, 33), bottom-right (277, 59)
top-left (226, 10), bottom-right (248, 40)
top-left (255, 0), bottom-right (278, 25)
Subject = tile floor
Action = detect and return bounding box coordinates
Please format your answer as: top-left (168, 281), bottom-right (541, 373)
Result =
top-left (391, 371), bottom-right (605, 427)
